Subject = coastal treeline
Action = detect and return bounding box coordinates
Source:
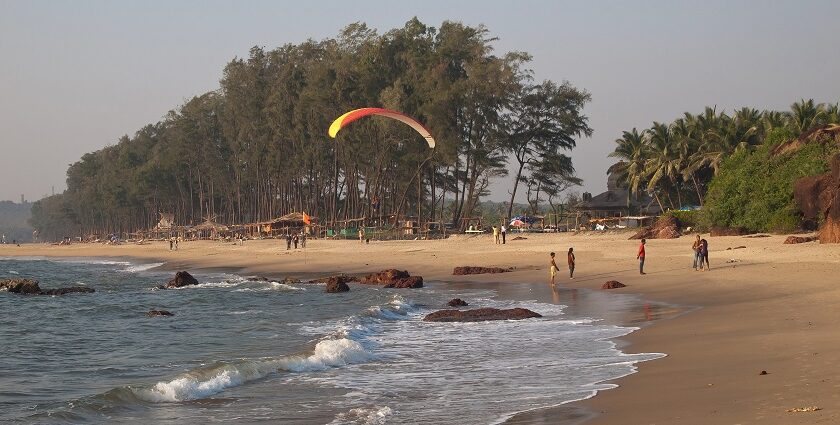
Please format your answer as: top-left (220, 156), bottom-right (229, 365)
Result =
top-left (29, 19), bottom-right (591, 240)
top-left (608, 100), bottom-right (839, 231)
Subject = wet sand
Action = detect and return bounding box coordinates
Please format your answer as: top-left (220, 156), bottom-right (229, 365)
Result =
top-left (3, 232), bottom-right (840, 424)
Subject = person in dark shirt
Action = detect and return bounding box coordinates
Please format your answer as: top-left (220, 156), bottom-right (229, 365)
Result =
top-left (567, 247), bottom-right (576, 279)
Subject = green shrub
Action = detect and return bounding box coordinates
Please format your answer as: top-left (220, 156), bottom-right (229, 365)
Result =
top-left (666, 210), bottom-right (702, 230)
top-left (702, 128), bottom-right (835, 233)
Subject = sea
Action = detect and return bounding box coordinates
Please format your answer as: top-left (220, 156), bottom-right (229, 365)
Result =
top-left (0, 257), bottom-right (663, 424)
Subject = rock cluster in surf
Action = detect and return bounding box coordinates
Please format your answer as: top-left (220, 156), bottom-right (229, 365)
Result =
top-left (0, 278), bottom-right (95, 296)
top-left (423, 307), bottom-right (541, 322)
top-left (601, 280), bottom-right (626, 289)
top-left (360, 269), bottom-right (424, 288)
top-left (452, 266), bottom-right (513, 275)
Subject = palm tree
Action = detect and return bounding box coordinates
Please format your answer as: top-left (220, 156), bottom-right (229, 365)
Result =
top-left (787, 99), bottom-right (826, 136)
top-left (644, 122), bottom-right (682, 210)
top-left (761, 110), bottom-right (788, 133)
top-left (607, 128), bottom-right (648, 207)
top-left (672, 114), bottom-right (705, 206)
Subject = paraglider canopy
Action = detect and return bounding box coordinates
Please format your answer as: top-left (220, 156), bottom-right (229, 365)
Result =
top-left (328, 108), bottom-right (436, 149)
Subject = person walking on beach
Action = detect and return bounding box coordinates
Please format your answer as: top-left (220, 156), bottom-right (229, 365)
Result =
top-left (169, 237), bottom-right (173, 251)
top-left (567, 247), bottom-right (575, 279)
top-left (637, 239), bottom-right (647, 275)
top-left (300, 233), bottom-right (307, 248)
top-left (174, 238), bottom-right (178, 250)
top-left (549, 252), bottom-right (559, 286)
top-left (700, 238), bottom-right (710, 270)
top-left (692, 234), bottom-right (702, 271)
top-left (492, 226), bottom-right (500, 245)
top-left (501, 224), bottom-right (507, 244)
top-left (285, 234), bottom-right (292, 250)
top-left (293, 234), bottom-right (299, 249)
top-left (359, 227), bottom-right (365, 243)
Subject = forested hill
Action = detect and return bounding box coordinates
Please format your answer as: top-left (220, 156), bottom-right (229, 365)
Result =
top-left (29, 18), bottom-right (592, 241)
top-left (0, 201), bottom-right (33, 243)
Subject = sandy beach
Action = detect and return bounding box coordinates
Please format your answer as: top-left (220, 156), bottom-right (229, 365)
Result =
top-left (3, 232), bottom-right (839, 424)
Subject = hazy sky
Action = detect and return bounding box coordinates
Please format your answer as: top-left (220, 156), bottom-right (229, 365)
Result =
top-left (1, 0), bottom-right (839, 203)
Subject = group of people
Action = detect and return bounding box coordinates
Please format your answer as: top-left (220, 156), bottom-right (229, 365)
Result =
top-left (691, 235), bottom-right (710, 271)
top-left (491, 225), bottom-right (507, 244)
top-left (285, 233), bottom-right (306, 250)
top-left (549, 247), bottom-right (576, 285)
top-left (168, 237), bottom-right (179, 250)
top-left (547, 235), bottom-right (711, 286)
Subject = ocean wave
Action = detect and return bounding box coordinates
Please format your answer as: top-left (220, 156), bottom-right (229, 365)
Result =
top-left (132, 336), bottom-right (373, 402)
top-left (8, 270), bottom-right (19, 275)
top-left (329, 406), bottom-right (393, 425)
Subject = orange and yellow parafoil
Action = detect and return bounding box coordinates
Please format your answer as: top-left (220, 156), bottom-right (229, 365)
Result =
top-left (328, 108), bottom-right (436, 148)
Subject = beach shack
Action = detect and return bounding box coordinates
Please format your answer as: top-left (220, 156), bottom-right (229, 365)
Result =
top-left (258, 212), bottom-right (311, 237)
top-left (189, 217), bottom-right (230, 240)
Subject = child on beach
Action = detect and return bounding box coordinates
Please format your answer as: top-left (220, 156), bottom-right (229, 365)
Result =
top-left (567, 247), bottom-right (575, 279)
top-left (492, 226), bottom-right (500, 244)
top-left (549, 252), bottom-right (558, 286)
top-left (700, 238), bottom-right (709, 270)
top-left (637, 239), bottom-right (646, 275)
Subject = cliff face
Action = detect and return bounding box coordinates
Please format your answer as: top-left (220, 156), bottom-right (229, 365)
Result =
top-left (793, 129), bottom-right (840, 243)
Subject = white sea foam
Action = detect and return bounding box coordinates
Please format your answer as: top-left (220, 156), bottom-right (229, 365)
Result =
top-left (8, 270), bottom-right (19, 275)
top-left (123, 262), bottom-right (164, 273)
top-left (234, 282), bottom-right (305, 292)
top-left (329, 406), bottom-right (393, 425)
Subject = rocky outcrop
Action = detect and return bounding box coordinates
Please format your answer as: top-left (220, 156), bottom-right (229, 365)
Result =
top-left (1, 278), bottom-right (95, 296)
top-left (308, 274), bottom-right (358, 284)
top-left (783, 235), bottom-right (818, 244)
top-left (165, 271), bottom-right (199, 288)
top-left (630, 215), bottom-right (681, 239)
top-left (447, 298), bottom-right (469, 307)
top-left (710, 227), bottom-right (753, 236)
top-left (602, 280), bottom-right (626, 289)
top-left (41, 286), bottom-right (95, 295)
top-left (146, 310), bottom-right (173, 317)
top-left (793, 150), bottom-right (840, 243)
top-left (325, 279), bottom-right (350, 293)
top-left (246, 276), bottom-right (270, 282)
top-left (452, 266), bottom-right (513, 275)
top-left (360, 269), bottom-right (424, 288)
top-left (280, 277), bottom-right (301, 285)
top-left (423, 307), bottom-right (541, 322)
top-left (1, 278), bottom-right (42, 294)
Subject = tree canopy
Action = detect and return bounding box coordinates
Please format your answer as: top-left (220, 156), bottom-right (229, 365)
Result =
top-left (29, 19), bottom-right (591, 240)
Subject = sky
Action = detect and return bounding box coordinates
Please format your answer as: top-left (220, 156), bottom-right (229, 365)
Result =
top-left (1, 0), bottom-right (839, 203)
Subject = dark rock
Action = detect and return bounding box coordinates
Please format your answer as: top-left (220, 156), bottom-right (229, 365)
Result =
top-left (281, 277), bottom-right (301, 285)
top-left (630, 215), bottom-right (681, 240)
top-left (247, 276), bottom-right (269, 282)
top-left (308, 274), bottom-right (358, 285)
top-left (41, 286), bottom-right (95, 295)
top-left (1, 279), bottom-right (95, 296)
top-left (710, 226), bottom-right (753, 236)
top-left (359, 269), bottom-right (424, 288)
top-left (447, 298), bottom-right (469, 307)
top-left (726, 246), bottom-right (747, 250)
top-left (146, 310), bottom-right (173, 317)
top-left (325, 279), bottom-right (350, 293)
top-left (0, 278), bottom-right (42, 294)
top-left (360, 269), bottom-right (410, 284)
top-left (452, 266), bottom-right (513, 275)
top-left (743, 234), bottom-right (771, 238)
top-left (423, 307), bottom-right (542, 322)
top-left (165, 271), bottom-right (199, 288)
top-left (511, 236), bottom-right (528, 241)
top-left (384, 276), bottom-right (424, 288)
top-left (602, 280), bottom-right (626, 289)
top-left (759, 370), bottom-right (768, 375)
top-left (783, 235), bottom-right (818, 244)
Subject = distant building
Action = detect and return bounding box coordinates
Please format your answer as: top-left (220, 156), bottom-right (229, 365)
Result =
top-left (577, 172), bottom-right (661, 218)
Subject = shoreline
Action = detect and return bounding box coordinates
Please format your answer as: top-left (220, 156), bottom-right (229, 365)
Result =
top-left (3, 233), bottom-right (840, 423)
